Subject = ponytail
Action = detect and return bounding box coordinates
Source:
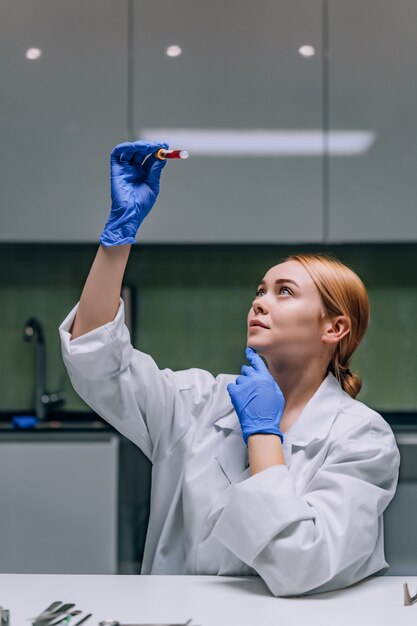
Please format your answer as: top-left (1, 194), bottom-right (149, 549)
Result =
top-left (329, 359), bottom-right (363, 399)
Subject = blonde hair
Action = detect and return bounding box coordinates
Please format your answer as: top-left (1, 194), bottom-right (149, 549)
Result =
top-left (285, 253), bottom-right (370, 398)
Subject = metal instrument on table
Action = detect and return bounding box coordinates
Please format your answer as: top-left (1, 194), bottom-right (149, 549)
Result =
top-left (404, 582), bottom-right (417, 606)
top-left (30, 603), bottom-right (198, 626)
top-left (99, 620), bottom-right (196, 626)
top-left (31, 601), bottom-right (92, 625)
top-left (0, 607), bottom-right (10, 626)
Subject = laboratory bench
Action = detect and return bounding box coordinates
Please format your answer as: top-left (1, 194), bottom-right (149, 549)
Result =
top-left (1, 573), bottom-right (417, 626)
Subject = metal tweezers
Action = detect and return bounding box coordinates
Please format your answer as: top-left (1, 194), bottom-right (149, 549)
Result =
top-left (404, 582), bottom-right (417, 606)
top-left (98, 618), bottom-right (193, 626)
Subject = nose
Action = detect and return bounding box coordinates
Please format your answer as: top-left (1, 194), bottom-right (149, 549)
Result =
top-left (252, 295), bottom-right (269, 315)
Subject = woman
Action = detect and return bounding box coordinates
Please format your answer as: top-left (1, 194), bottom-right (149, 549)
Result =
top-left (59, 141), bottom-right (400, 597)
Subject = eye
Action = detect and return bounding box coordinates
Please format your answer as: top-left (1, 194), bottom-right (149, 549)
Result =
top-left (255, 287), bottom-right (266, 297)
top-left (279, 285), bottom-right (292, 295)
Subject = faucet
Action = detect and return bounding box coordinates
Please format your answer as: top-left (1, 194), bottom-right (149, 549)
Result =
top-left (23, 317), bottom-right (66, 420)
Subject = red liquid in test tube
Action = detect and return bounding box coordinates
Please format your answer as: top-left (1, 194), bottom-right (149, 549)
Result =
top-left (155, 149), bottom-right (189, 160)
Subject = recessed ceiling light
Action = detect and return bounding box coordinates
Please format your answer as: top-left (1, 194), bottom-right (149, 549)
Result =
top-left (166, 45), bottom-right (182, 58)
top-left (298, 45), bottom-right (315, 57)
top-left (26, 48), bottom-right (42, 60)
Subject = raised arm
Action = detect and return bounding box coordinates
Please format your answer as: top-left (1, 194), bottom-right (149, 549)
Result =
top-left (71, 244), bottom-right (131, 339)
top-left (70, 140), bottom-right (169, 340)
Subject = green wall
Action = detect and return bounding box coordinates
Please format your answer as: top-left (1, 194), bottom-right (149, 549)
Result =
top-left (1, 243), bottom-right (417, 413)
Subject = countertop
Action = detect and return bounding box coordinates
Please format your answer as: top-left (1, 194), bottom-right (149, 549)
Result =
top-left (1, 410), bottom-right (417, 433)
top-left (0, 574), bottom-right (417, 626)
top-left (0, 411), bottom-right (113, 433)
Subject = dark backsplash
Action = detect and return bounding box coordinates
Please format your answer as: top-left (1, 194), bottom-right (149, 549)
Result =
top-left (2, 242), bottom-right (417, 412)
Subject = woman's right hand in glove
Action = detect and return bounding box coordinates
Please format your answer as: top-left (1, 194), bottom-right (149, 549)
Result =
top-left (100, 140), bottom-right (169, 247)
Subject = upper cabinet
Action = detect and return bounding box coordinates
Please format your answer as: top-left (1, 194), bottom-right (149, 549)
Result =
top-left (328, 1), bottom-right (417, 242)
top-left (132, 0), bottom-right (324, 243)
top-left (5, 1), bottom-right (415, 244)
top-left (0, 0), bottom-right (128, 242)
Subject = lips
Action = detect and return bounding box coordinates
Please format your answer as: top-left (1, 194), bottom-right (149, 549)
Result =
top-left (249, 320), bottom-right (269, 329)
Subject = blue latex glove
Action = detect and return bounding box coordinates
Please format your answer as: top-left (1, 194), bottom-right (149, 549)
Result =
top-left (227, 347), bottom-right (285, 446)
top-left (100, 140), bottom-right (169, 247)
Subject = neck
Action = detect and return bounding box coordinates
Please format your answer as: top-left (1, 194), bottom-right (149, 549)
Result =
top-left (266, 358), bottom-right (329, 416)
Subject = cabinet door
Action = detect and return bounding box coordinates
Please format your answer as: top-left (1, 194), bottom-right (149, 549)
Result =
top-left (132, 0), bottom-right (324, 243)
top-left (0, 434), bottom-right (119, 574)
top-left (328, 1), bottom-right (417, 242)
top-left (0, 0), bottom-right (127, 242)
top-left (383, 433), bottom-right (417, 574)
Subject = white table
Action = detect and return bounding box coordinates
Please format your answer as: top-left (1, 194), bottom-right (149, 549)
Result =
top-left (1, 574), bottom-right (416, 626)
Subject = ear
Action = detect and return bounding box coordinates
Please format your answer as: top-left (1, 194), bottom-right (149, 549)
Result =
top-left (321, 315), bottom-right (350, 346)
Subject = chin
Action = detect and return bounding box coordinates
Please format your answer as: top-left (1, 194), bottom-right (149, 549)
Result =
top-left (247, 341), bottom-right (266, 353)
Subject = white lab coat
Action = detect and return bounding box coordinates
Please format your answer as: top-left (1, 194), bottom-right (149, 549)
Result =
top-left (59, 298), bottom-right (400, 597)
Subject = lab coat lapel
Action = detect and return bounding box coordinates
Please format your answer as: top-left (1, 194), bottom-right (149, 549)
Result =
top-left (286, 371), bottom-right (344, 447)
top-left (214, 413), bottom-right (249, 484)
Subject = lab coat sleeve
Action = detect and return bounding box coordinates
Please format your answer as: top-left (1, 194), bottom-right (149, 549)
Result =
top-left (59, 298), bottom-right (228, 464)
top-left (212, 424), bottom-right (400, 597)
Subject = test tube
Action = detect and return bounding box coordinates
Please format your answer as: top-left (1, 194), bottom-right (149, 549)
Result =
top-left (155, 148), bottom-right (189, 160)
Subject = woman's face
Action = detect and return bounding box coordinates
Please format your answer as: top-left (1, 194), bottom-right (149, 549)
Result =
top-left (247, 260), bottom-right (330, 364)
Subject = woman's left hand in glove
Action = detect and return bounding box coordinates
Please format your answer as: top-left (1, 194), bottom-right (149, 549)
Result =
top-left (227, 347), bottom-right (285, 446)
